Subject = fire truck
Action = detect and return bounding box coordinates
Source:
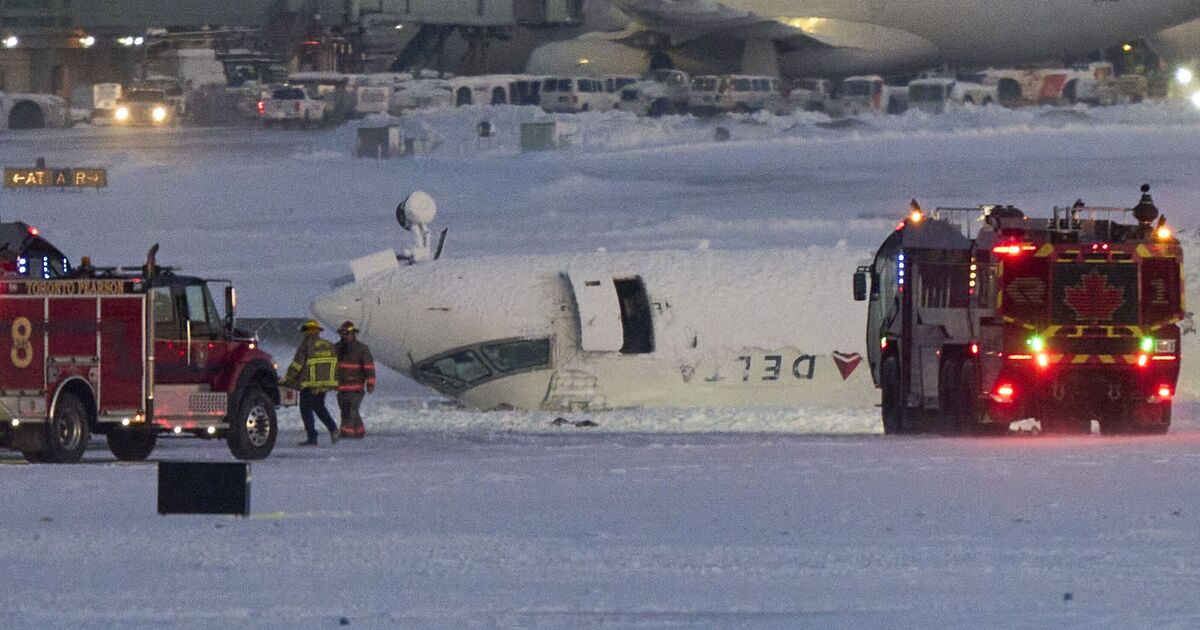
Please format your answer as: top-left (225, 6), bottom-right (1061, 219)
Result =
top-left (854, 185), bottom-right (1184, 435)
top-left (0, 222), bottom-right (287, 462)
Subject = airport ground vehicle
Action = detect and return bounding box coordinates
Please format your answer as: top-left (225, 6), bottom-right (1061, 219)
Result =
top-left (0, 223), bottom-right (288, 462)
top-left (788, 78), bottom-right (834, 112)
top-left (539, 76), bottom-right (611, 112)
top-left (839, 75), bottom-right (907, 115)
top-left (688, 74), bottom-right (788, 115)
top-left (112, 88), bottom-right (175, 126)
top-left (907, 77), bottom-right (996, 113)
top-left (613, 70), bottom-right (690, 116)
top-left (260, 86), bottom-right (326, 128)
top-left (854, 186), bottom-right (1184, 436)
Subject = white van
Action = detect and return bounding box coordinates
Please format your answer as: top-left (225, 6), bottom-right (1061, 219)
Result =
top-left (539, 77), bottom-right (611, 113)
top-left (839, 75), bottom-right (908, 115)
top-left (688, 75), bottom-right (788, 115)
top-left (907, 77), bottom-right (996, 113)
top-left (723, 75), bottom-right (789, 114)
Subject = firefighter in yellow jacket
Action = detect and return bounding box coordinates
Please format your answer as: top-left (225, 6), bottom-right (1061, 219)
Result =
top-left (282, 319), bottom-right (340, 446)
top-left (335, 321), bottom-right (375, 438)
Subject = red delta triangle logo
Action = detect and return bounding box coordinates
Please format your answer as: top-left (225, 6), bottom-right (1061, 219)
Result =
top-left (832, 351), bottom-right (862, 380)
top-left (1063, 271), bottom-right (1125, 321)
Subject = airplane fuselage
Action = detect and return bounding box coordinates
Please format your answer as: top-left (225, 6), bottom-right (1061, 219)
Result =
top-left (607, 0), bottom-right (1200, 76)
top-left (313, 248), bottom-right (876, 412)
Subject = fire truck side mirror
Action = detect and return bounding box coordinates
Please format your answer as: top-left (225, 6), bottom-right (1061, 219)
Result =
top-left (224, 286), bottom-right (237, 332)
top-left (853, 267), bottom-right (869, 302)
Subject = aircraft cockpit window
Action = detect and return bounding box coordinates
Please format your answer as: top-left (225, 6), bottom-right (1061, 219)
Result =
top-left (480, 339), bottom-right (550, 372)
top-left (422, 350), bottom-right (491, 385)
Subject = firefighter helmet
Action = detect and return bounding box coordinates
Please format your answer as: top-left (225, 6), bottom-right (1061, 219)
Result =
top-left (337, 321), bottom-right (358, 334)
top-left (299, 319), bottom-right (323, 333)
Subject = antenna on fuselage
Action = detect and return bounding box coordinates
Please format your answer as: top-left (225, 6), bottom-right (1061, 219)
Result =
top-left (396, 190), bottom-right (441, 264)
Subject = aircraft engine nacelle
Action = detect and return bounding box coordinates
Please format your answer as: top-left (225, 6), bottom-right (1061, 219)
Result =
top-left (527, 36), bottom-right (652, 77)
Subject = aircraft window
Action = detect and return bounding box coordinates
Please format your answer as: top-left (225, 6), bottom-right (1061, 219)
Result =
top-left (733, 78), bottom-right (752, 92)
top-left (423, 350), bottom-right (491, 384)
top-left (614, 277), bottom-right (654, 354)
top-left (480, 339), bottom-right (551, 372)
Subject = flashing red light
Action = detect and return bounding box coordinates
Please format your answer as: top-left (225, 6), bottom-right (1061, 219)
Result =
top-left (27, 226), bottom-right (39, 236)
top-left (1157, 385), bottom-right (1173, 399)
top-left (1036, 353), bottom-right (1049, 368)
top-left (994, 384), bottom-right (1015, 403)
top-left (1137, 353), bottom-right (1149, 367)
top-left (970, 343), bottom-right (979, 355)
top-left (880, 337), bottom-right (888, 350)
top-left (1151, 355), bottom-right (1177, 361)
top-left (992, 244), bottom-right (1022, 256)
top-left (1008, 354), bottom-right (1033, 361)
top-left (256, 99), bottom-right (265, 114)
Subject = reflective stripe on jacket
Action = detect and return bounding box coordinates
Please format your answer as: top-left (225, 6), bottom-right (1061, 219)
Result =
top-left (284, 334), bottom-right (339, 392)
top-left (336, 338), bottom-right (376, 392)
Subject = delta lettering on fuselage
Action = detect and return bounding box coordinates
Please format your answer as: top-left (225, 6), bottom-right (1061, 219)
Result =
top-left (24, 279), bottom-right (128, 296)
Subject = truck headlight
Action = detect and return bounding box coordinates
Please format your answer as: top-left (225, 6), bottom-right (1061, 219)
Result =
top-left (1192, 91), bottom-right (1200, 110)
top-left (1177, 67), bottom-right (1194, 86)
top-left (152, 106), bottom-right (168, 122)
top-left (114, 106), bottom-right (130, 121)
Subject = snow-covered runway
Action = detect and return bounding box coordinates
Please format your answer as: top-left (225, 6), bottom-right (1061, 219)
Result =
top-left (5, 414), bottom-right (1200, 628)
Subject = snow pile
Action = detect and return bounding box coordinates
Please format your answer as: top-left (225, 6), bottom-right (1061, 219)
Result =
top-left (331, 100), bottom-right (1200, 157)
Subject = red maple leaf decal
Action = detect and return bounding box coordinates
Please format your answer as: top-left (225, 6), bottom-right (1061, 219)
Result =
top-left (1063, 271), bottom-right (1125, 321)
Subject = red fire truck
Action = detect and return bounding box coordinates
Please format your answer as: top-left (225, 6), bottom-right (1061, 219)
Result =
top-left (854, 185), bottom-right (1184, 435)
top-left (0, 223), bottom-right (288, 462)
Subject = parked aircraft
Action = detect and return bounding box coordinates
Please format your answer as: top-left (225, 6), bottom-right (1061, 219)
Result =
top-left (311, 193), bottom-right (876, 412)
top-left (528, 0), bottom-right (1200, 78)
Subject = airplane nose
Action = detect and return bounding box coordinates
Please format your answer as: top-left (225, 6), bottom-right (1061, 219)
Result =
top-left (311, 284), bottom-right (365, 331)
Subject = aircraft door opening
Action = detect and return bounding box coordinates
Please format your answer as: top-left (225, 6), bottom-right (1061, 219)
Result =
top-left (614, 277), bottom-right (653, 354)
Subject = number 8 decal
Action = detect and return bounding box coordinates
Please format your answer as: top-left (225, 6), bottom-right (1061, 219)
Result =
top-left (11, 316), bottom-right (32, 369)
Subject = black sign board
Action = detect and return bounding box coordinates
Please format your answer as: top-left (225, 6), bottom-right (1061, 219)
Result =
top-left (157, 461), bottom-right (251, 516)
top-left (4, 167), bottom-right (107, 189)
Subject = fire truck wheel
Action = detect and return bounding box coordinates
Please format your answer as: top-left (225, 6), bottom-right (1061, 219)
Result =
top-left (106, 429), bottom-right (157, 461)
top-left (43, 393), bottom-right (91, 464)
top-left (227, 388), bottom-right (276, 460)
top-left (880, 356), bottom-right (906, 435)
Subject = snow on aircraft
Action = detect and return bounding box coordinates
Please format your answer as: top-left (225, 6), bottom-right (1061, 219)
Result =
top-left (528, 0), bottom-right (1200, 79)
top-left (311, 192), bottom-right (876, 411)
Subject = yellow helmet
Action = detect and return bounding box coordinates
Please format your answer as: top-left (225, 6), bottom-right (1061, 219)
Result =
top-left (299, 319), bottom-right (323, 333)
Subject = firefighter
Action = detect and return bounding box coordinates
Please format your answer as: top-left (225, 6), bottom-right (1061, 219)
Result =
top-left (282, 319), bottom-right (340, 446)
top-left (335, 320), bottom-right (375, 438)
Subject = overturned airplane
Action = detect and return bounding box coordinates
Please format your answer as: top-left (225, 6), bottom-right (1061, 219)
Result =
top-left (311, 192), bottom-right (875, 411)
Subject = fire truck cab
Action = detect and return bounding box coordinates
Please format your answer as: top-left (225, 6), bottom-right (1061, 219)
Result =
top-left (0, 223), bottom-right (286, 462)
top-left (854, 186), bottom-right (1184, 436)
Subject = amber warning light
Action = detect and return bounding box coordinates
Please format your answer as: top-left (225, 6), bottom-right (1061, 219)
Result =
top-left (4, 167), bottom-right (107, 189)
